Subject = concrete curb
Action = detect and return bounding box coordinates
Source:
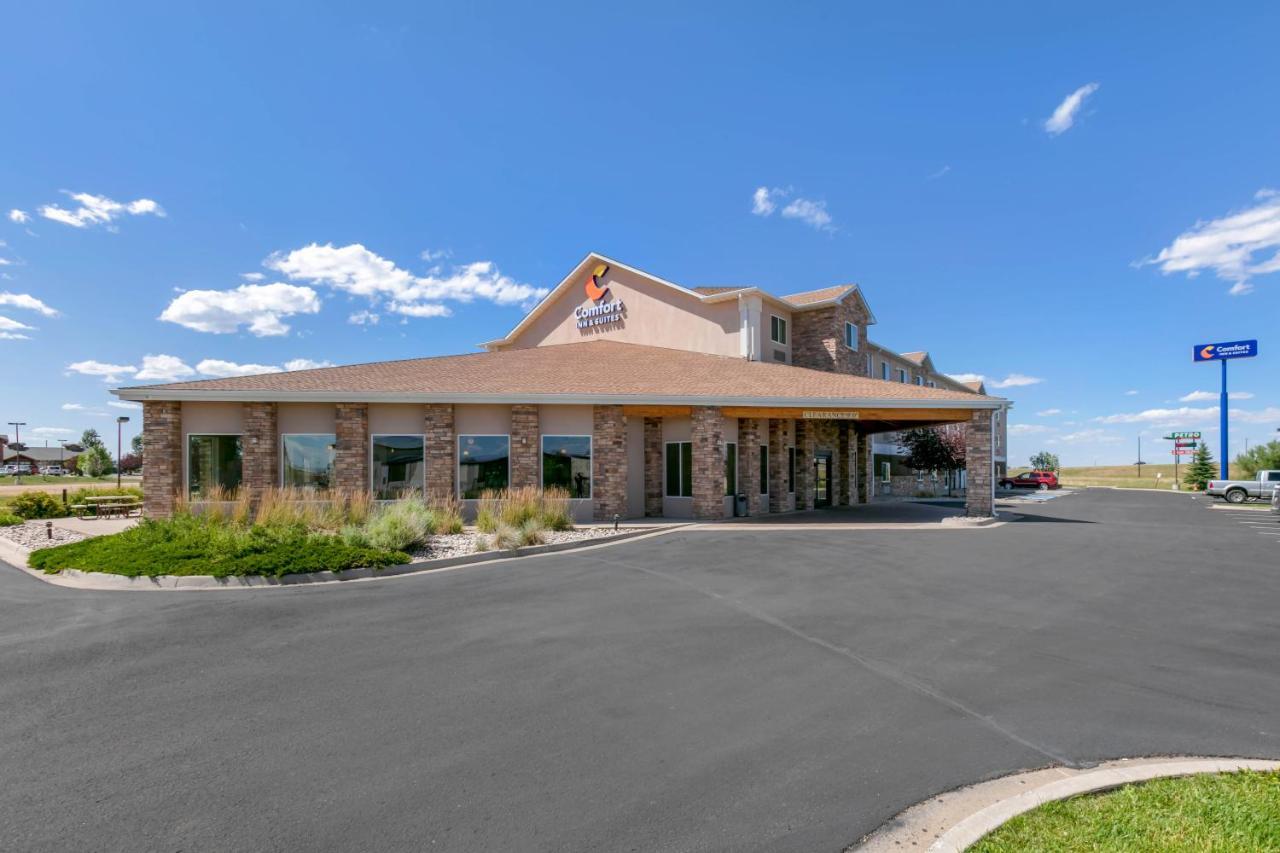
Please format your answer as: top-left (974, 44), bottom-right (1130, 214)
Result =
top-left (1, 526), bottom-right (684, 592)
top-left (854, 756), bottom-right (1280, 852)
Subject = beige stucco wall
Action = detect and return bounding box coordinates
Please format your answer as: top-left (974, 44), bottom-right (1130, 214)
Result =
top-left (538, 404), bottom-right (592, 436)
top-left (454, 404), bottom-right (511, 437)
top-left (278, 403), bottom-right (337, 435)
top-left (503, 264), bottom-right (740, 356)
top-left (181, 401), bottom-right (243, 435)
top-left (759, 306), bottom-right (793, 364)
top-left (369, 403), bottom-right (425, 436)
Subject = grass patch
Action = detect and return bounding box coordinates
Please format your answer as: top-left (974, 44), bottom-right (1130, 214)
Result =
top-left (29, 514), bottom-right (409, 578)
top-left (475, 486), bottom-right (573, 533)
top-left (1012, 463), bottom-right (1247, 492)
top-left (970, 770), bottom-right (1280, 852)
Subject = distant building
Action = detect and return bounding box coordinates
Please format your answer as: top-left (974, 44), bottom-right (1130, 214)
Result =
top-left (3, 446), bottom-right (81, 470)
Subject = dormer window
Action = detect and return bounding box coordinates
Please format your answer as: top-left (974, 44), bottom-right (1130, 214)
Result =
top-left (844, 322), bottom-right (858, 350)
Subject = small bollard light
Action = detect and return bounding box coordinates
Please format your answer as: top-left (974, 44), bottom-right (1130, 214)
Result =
top-left (613, 513), bottom-right (620, 531)
top-left (45, 521), bottom-right (53, 540)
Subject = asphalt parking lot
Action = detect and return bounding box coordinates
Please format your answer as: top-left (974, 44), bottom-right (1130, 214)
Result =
top-left (1, 489), bottom-right (1278, 852)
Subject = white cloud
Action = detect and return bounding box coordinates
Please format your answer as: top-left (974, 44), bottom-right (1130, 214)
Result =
top-left (61, 403), bottom-right (88, 411)
top-left (30, 426), bottom-right (75, 437)
top-left (0, 291), bottom-right (58, 316)
top-left (1179, 390), bottom-right (1253, 402)
top-left (38, 191), bottom-right (165, 229)
top-left (989, 373), bottom-right (1043, 389)
top-left (282, 358), bottom-right (334, 371)
top-left (66, 360), bottom-right (138, 383)
top-left (781, 197), bottom-right (834, 231)
top-left (135, 354), bottom-right (195, 382)
top-left (266, 243), bottom-right (546, 317)
top-left (1056, 428), bottom-right (1123, 444)
top-left (194, 359), bottom-right (282, 378)
top-left (7, 209), bottom-right (29, 224)
top-left (1044, 82), bottom-right (1100, 135)
top-left (348, 310), bottom-right (380, 326)
top-left (1233, 406), bottom-right (1280, 424)
top-left (947, 372), bottom-right (985, 385)
top-left (1035, 408), bottom-right (1061, 416)
top-left (928, 165), bottom-right (951, 180)
top-left (0, 315), bottom-right (34, 339)
top-left (1009, 424), bottom-right (1051, 435)
top-left (240, 272), bottom-right (265, 282)
top-left (1124, 389), bottom-right (1139, 396)
top-left (159, 282), bottom-right (322, 336)
top-left (1094, 406), bottom-right (1217, 426)
top-left (751, 186), bottom-right (780, 216)
top-left (107, 400), bottom-right (141, 410)
top-left (1144, 189), bottom-right (1280, 295)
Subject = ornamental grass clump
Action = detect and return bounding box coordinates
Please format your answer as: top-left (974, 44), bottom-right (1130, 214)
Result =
top-left (427, 495), bottom-right (465, 534)
top-left (474, 487), bottom-right (574, 533)
top-left (364, 499), bottom-right (436, 552)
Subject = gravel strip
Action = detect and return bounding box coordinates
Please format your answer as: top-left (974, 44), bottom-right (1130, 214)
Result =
top-left (410, 527), bottom-right (638, 560)
top-left (0, 521), bottom-right (88, 551)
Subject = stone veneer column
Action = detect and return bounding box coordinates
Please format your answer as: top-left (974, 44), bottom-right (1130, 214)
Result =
top-left (794, 418), bottom-right (815, 511)
top-left (856, 429), bottom-right (872, 504)
top-left (334, 403), bottom-right (369, 493)
top-left (965, 409), bottom-right (995, 517)
top-left (690, 406), bottom-right (725, 519)
top-left (509, 404), bottom-right (540, 490)
top-left (242, 402), bottom-right (279, 501)
top-left (142, 401), bottom-right (182, 517)
top-left (737, 418), bottom-right (761, 515)
top-left (643, 417), bottom-right (663, 517)
top-left (424, 404), bottom-right (455, 499)
top-left (767, 419), bottom-right (786, 513)
top-left (837, 421), bottom-right (852, 507)
top-left (592, 406), bottom-right (628, 521)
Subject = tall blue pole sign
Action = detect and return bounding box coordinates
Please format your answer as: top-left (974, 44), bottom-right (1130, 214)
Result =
top-left (1193, 340), bottom-right (1258, 478)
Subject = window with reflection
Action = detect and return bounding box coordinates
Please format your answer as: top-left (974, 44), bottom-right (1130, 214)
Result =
top-left (542, 435), bottom-right (591, 499)
top-left (188, 435), bottom-right (242, 498)
top-left (372, 435), bottom-right (425, 499)
top-left (458, 435), bottom-right (509, 499)
top-left (281, 434), bottom-right (336, 491)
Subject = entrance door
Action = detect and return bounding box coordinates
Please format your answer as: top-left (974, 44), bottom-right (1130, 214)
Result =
top-left (814, 451), bottom-right (833, 508)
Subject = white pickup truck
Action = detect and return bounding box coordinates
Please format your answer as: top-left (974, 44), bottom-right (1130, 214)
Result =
top-left (1206, 470), bottom-right (1280, 503)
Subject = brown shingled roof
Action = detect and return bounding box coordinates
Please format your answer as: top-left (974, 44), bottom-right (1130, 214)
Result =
top-left (691, 286), bottom-right (749, 295)
top-left (115, 340), bottom-right (1001, 407)
top-left (900, 351), bottom-right (928, 365)
top-left (780, 284), bottom-right (856, 306)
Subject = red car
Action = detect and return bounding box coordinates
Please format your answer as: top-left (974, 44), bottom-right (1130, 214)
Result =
top-left (999, 470), bottom-right (1059, 491)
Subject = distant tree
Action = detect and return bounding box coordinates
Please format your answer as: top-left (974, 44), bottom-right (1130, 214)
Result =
top-left (80, 428), bottom-right (104, 450)
top-left (1029, 451), bottom-right (1060, 471)
top-left (118, 452), bottom-right (142, 473)
top-left (131, 433), bottom-right (143, 456)
top-left (1183, 442), bottom-right (1216, 491)
top-left (1236, 440), bottom-right (1280, 477)
top-left (76, 444), bottom-right (114, 477)
top-left (901, 427), bottom-right (966, 476)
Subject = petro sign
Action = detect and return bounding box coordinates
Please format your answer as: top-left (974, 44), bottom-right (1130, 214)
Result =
top-left (1193, 339), bottom-right (1257, 361)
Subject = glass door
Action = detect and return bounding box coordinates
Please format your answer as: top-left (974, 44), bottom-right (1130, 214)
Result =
top-left (814, 451), bottom-right (833, 508)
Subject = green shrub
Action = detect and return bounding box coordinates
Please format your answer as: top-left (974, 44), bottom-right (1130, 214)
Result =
top-left (11, 491), bottom-right (66, 520)
top-left (0, 512), bottom-right (22, 527)
top-left (364, 500), bottom-right (435, 551)
top-left (28, 514), bottom-right (408, 578)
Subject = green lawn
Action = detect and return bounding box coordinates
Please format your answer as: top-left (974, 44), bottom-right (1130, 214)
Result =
top-left (970, 770), bottom-right (1280, 852)
top-left (1011, 463), bottom-right (1245, 491)
top-left (29, 515), bottom-right (410, 578)
top-left (0, 474), bottom-right (138, 485)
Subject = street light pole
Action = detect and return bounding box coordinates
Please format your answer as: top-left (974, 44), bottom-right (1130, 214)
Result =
top-left (116, 416), bottom-right (130, 490)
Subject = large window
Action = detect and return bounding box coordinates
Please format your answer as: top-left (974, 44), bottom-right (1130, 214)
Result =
top-left (770, 315), bottom-right (788, 345)
top-left (372, 435), bottom-right (424, 499)
top-left (759, 445), bottom-right (769, 494)
top-left (665, 441), bottom-right (693, 497)
top-left (787, 446), bottom-right (796, 493)
top-left (188, 434), bottom-right (242, 498)
top-left (724, 443), bottom-right (737, 496)
top-left (282, 434), bottom-right (336, 491)
top-left (542, 435), bottom-right (591, 499)
top-left (845, 322), bottom-right (858, 350)
top-left (458, 435), bottom-right (510, 499)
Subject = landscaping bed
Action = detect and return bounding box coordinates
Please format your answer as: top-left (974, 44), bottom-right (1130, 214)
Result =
top-left (969, 769), bottom-right (1280, 852)
top-left (0, 520), bottom-right (88, 549)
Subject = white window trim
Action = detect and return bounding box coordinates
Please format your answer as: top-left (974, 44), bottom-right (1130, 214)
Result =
top-left (880, 460), bottom-right (892, 484)
top-left (369, 433), bottom-right (426, 500)
top-left (540, 434), bottom-right (593, 501)
top-left (456, 433), bottom-right (512, 499)
top-left (769, 314), bottom-right (788, 345)
top-left (184, 432), bottom-right (243, 499)
top-left (845, 321), bottom-right (858, 350)
top-left (280, 432), bottom-right (337, 489)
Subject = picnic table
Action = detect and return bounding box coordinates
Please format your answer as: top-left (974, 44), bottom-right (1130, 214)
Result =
top-left (72, 495), bottom-right (143, 519)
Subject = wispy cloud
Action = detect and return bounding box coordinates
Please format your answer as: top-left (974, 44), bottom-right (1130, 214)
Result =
top-left (1054, 428), bottom-right (1123, 444)
top-left (67, 354), bottom-right (336, 383)
top-left (751, 186), bottom-right (781, 216)
top-left (1036, 408), bottom-right (1062, 416)
top-left (1044, 82), bottom-right (1100, 135)
top-left (0, 315), bottom-right (34, 340)
top-left (1179, 389), bottom-right (1253, 402)
top-left (7, 209), bottom-right (28, 224)
top-left (751, 186), bottom-right (835, 231)
top-left (1142, 189), bottom-right (1280, 296)
top-left (1009, 423), bottom-right (1051, 435)
top-left (348, 310), bottom-right (380, 326)
top-left (927, 165), bottom-right (951, 180)
top-left (1124, 389), bottom-right (1139, 396)
top-left (0, 291), bottom-right (58, 317)
top-left (65, 360), bottom-right (138, 383)
top-left (38, 191), bottom-right (165, 230)
top-left (948, 372), bottom-right (1042, 389)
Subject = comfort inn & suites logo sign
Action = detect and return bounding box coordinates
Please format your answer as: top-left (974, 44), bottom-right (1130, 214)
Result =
top-left (575, 263), bottom-right (627, 330)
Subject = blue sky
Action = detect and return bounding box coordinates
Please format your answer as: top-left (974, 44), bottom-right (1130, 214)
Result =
top-left (2, 1), bottom-right (1278, 466)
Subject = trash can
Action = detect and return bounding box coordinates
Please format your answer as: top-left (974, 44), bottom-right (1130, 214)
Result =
top-left (734, 493), bottom-right (748, 517)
